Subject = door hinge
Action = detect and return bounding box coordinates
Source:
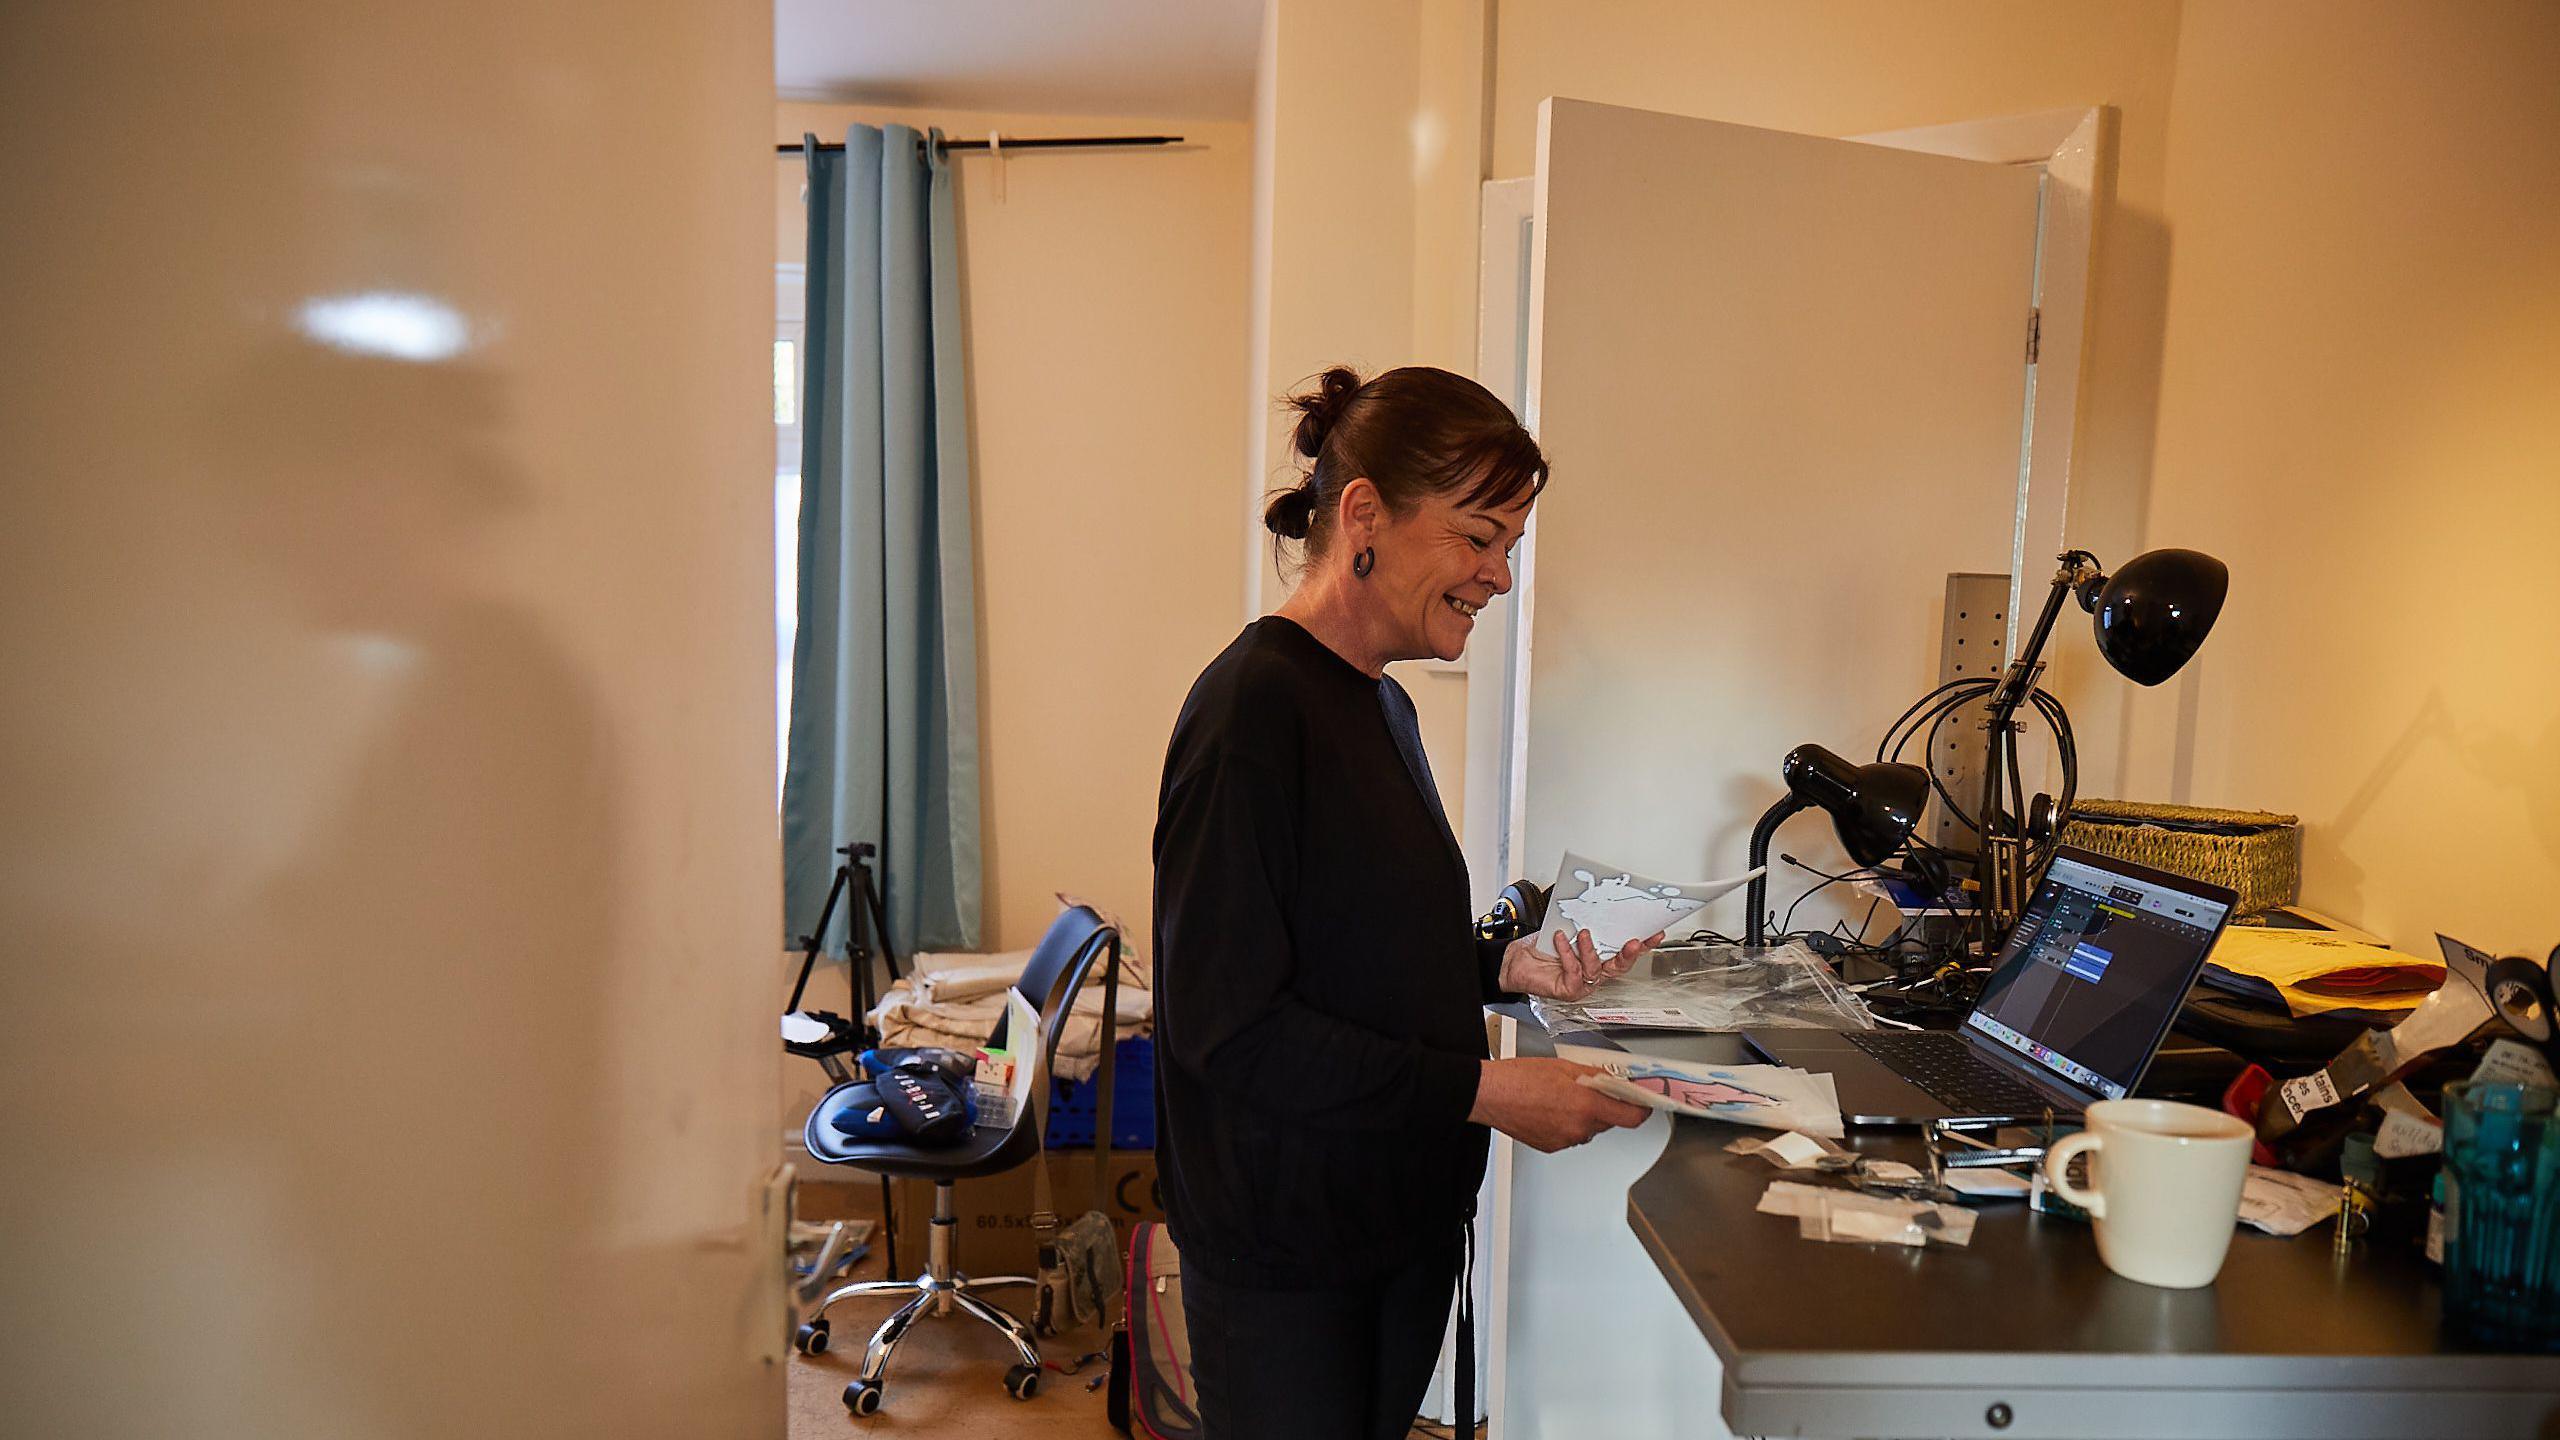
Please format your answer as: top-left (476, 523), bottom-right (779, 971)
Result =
top-left (2025, 306), bottom-right (2042, 365)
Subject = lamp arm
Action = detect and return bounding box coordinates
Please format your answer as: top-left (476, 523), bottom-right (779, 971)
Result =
top-left (1976, 553), bottom-right (2104, 951)
top-left (1743, 793), bottom-right (1808, 948)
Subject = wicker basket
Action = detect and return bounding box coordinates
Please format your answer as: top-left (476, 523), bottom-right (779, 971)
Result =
top-left (2058, 800), bottom-right (2301, 915)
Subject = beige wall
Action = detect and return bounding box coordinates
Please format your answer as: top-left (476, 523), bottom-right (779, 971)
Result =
top-left (1483, 0), bottom-right (2559, 954)
top-left (774, 104), bottom-right (1252, 1125)
top-left (1250, 0), bottom-right (1488, 843)
top-left (4, 1), bottom-right (782, 1433)
top-left (2119, 2), bottom-right (2560, 954)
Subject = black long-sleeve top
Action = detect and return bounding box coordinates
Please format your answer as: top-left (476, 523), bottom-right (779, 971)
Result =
top-left (1152, 617), bottom-right (1510, 1288)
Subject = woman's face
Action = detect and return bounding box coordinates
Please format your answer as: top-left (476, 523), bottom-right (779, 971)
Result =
top-left (1364, 486), bottom-right (1534, 663)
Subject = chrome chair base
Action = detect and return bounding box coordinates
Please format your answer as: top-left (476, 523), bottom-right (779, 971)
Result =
top-left (797, 1181), bottom-right (1045, 1410)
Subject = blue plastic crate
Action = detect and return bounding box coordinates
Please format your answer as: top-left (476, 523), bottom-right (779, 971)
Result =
top-left (1045, 1035), bottom-right (1154, 1150)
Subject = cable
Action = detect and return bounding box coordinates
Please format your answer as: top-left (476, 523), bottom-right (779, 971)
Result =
top-left (1874, 678), bottom-right (1993, 764)
top-left (1774, 853), bottom-right (1881, 938)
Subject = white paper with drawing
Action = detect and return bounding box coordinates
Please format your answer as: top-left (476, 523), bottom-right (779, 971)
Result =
top-left (1548, 852), bottom-right (1764, 957)
top-left (1555, 1043), bottom-right (1845, 1138)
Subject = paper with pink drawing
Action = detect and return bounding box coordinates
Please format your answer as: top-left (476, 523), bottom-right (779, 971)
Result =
top-left (1547, 852), bottom-right (1764, 958)
top-left (1555, 1043), bottom-right (1845, 1138)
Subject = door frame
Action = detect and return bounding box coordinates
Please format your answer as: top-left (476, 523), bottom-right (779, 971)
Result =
top-left (1462, 176), bottom-right (1538, 912)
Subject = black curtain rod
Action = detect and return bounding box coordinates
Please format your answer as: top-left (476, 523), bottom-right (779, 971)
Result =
top-left (776, 135), bottom-right (1183, 156)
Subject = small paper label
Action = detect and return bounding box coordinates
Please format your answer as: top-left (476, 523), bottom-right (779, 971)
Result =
top-left (1584, 1006), bottom-right (1694, 1027)
top-left (2425, 1206), bottom-right (2445, 1265)
top-left (2237, 1165), bottom-right (2342, 1237)
top-left (2280, 1069), bottom-right (2343, 1123)
top-left (2472, 1037), bottom-right (2559, 1090)
top-left (2375, 1108), bottom-right (2443, 1159)
top-left (1761, 1131), bottom-right (1836, 1168)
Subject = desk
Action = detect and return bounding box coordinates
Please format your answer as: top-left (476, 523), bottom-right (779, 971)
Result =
top-left (1492, 1012), bottom-right (2560, 1440)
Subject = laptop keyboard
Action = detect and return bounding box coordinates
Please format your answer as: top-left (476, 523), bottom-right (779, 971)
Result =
top-left (1847, 1030), bottom-right (2059, 1117)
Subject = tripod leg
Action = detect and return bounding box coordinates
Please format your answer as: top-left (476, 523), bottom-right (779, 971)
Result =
top-left (786, 862), bottom-right (853, 1015)
top-left (846, 856), bottom-right (901, 1049)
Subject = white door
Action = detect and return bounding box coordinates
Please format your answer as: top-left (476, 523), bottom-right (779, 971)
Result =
top-left (1520, 98), bottom-right (2041, 928)
top-left (1494, 98), bottom-right (2043, 1440)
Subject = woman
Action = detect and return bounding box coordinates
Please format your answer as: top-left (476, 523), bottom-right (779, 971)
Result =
top-left (1153, 365), bottom-right (1657, 1438)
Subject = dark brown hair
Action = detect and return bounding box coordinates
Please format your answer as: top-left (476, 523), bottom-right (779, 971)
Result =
top-left (1262, 365), bottom-right (1547, 551)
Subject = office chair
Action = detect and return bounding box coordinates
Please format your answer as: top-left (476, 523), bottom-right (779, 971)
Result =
top-left (796, 903), bottom-right (1121, 1416)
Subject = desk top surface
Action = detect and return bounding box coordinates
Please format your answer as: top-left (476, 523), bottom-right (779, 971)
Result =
top-left (1512, 1014), bottom-right (2560, 1422)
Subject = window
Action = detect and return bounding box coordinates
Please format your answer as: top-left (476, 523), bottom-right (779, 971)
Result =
top-left (775, 266), bottom-right (805, 801)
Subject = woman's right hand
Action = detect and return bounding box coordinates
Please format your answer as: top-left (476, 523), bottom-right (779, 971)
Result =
top-left (1469, 1057), bottom-right (1652, 1153)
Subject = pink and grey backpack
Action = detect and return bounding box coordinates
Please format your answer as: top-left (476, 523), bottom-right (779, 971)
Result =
top-left (1108, 1222), bottom-right (1198, 1438)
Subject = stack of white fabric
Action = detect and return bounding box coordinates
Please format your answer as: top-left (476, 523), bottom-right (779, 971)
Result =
top-left (868, 945), bottom-right (1152, 1083)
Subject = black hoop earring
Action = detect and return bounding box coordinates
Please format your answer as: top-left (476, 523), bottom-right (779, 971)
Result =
top-left (1352, 547), bottom-right (1375, 579)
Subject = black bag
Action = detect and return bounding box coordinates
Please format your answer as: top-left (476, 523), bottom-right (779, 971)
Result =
top-left (874, 1066), bottom-right (973, 1145)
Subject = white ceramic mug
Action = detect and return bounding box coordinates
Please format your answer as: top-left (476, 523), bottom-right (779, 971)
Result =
top-left (2043, 1098), bottom-right (2255, 1289)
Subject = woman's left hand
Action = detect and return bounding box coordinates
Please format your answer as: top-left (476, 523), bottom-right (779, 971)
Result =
top-left (1498, 927), bottom-right (1664, 1002)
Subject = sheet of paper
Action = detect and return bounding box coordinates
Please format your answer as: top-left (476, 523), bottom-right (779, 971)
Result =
top-left (1756, 1180), bottom-right (1976, 1247)
top-left (2375, 1108), bottom-right (2444, 1159)
top-left (1726, 1131), bottom-right (1841, 1168)
top-left (2237, 1165), bottom-right (2341, 1237)
top-left (1582, 1005), bottom-right (1709, 1030)
top-left (1558, 1042), bottom-right (1844, 1138)
top-left (1943, 1168), bottom-right (2033, 1199)
top-left (1548, 852), bottom-right (1763, 957)
top-left (2472, 1037), bottom-right (2559, 1089)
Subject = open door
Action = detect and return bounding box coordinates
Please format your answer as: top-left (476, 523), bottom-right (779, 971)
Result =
top-left (1494, 98), bottom-right (2044, 1440)
top-left (1519, 97), bottom-right (2042, 927)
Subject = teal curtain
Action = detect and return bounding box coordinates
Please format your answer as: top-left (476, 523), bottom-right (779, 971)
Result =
top-left (785, 125), bottom-right (982, 955)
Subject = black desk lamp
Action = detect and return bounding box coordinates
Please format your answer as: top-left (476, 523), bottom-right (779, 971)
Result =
top-left (1743, 745), bottom-right (1930, 946)
top-left (1882, 547), bottom-right (2227, 953)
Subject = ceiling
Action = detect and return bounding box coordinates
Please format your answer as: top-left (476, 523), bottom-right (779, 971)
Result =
top-left (775, 0), bottom-right (1263, 121)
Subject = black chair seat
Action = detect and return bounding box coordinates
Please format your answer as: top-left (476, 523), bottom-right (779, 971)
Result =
top-left (802, 1076), bottom-right (1043, 1181)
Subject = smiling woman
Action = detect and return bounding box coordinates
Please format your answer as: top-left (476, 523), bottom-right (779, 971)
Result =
top-left (1262, 365), bottom-right (1547, 669)
top-left (1153, 364), bottom-right (1657, 1438)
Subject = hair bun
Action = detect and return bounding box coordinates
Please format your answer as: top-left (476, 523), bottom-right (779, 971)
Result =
top-left (1263, 482), bottom-right (1318, 540)
top-left (1287, 365), bottom-right (1365, 463)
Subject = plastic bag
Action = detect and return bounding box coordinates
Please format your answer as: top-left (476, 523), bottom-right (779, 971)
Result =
top-left (1757, 1180), bottom-right (1978, 1248)
top-left (1034, 1210), bottom-right (1119, 1336)
top-left (1533, 941), bottom-right (1875, 1034)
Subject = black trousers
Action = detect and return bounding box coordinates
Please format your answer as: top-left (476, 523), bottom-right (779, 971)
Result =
top-left (1183, 1239), bottom-right (1463, 1440)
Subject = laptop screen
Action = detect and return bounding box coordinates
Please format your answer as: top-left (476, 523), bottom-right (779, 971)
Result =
top-left (1963, 853), bottom-right (2232, 1101)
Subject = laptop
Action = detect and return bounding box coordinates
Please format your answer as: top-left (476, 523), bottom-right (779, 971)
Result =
top-left (1747, 847), bottom-right (2238, 1127)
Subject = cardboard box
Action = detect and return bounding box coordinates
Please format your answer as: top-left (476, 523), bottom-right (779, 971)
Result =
top-left (887, 1149), bottom-right (1164, 1277)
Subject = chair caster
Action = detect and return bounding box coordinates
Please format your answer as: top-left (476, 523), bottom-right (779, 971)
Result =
top-left (793, 1320), bottom-right (830, 1356)
top-left (1004, 1363), bottom-right (1041, 1400)
top-left (843, 1380), bottom-right (883, 1416)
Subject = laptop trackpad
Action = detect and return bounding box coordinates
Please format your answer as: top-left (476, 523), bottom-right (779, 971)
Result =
top-left (1746, 1030), bottom-right (1949, 1127)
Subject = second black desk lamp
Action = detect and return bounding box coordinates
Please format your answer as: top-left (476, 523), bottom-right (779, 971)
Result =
top-left (1742, 745), bottom-right (1930, 946)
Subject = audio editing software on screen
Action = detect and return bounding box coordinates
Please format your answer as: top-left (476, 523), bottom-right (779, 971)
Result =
top-left (1965, 861), bottom-right (2225, 1099)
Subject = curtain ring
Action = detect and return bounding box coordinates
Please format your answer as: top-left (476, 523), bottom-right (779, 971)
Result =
top-left (987, 129), bottom-right (1008, 202)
